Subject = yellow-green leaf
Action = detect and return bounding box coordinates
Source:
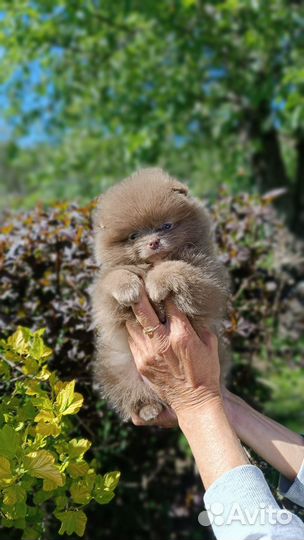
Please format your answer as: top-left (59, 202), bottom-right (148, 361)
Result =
top-left (31, 396), bottom-right (53, 410)
top-left (34, 410), bottom-right (55, 423)
top-left (56, 510), bottom-right (87, 537)
top-left (43, 477), bottom-right (63, 492)
top-left (23, 451), bottom-right (64, 487)
top-left (70, 480), bottom-right (92, 504)
top-left (35, 422), bottom-right (61, 437)
top-left (93, 474), bottom-right (117, 505)
top-left (68, 438), bottom-right (91, 459)
top-left (67, 461), bottom-right (89, 479)
top-left (0, 456), bottom-right (12, 481)
top-left (7, 327), bottom-right (28, 356)
top-left (36, 365), bottom-right (51, 380)
top-left (55, 381), bottom-right (83, 416)
top-left (103, 471), bottom-right (120, 491)
top-left (3, 485), bottom-right (26, 506)
top-left (22, 358), bottom-right (39, 376)
top-left (30, 334), bottom-right (52, 362)
top-left (24, 380), bottom-right (44, 396)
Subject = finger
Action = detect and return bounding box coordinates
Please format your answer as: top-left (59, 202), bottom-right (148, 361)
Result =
top-left (131, 413), bottom-right (158, 426)
top-left (131, 291), bottom-right (163, 335)
top-left (127, 335), bottom-right (160, 380)
top-left (165, 299), bottom-right (198, 340)
top-left (127, 335), bottom-right (149, 372)
top-left (126, 320), bottom-right (149, 348)
top-left (131, 407), bottom-right (178, 428)
top-left (166, 300), bottom-right (214, 349)
top-left (196, 327), bottom-right (218, 349)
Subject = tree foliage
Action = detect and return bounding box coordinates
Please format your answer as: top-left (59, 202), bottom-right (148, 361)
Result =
top-left (0, 1), bottom-right (304, 230)
top-left (0, 327), bottom-right (120, 538)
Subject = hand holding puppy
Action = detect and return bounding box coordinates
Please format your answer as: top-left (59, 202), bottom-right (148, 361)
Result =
top-left (126, 291), bottom-right (221, 426)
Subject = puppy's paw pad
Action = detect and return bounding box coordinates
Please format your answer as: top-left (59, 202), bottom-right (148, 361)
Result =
top-left (139, 403), bottom-right (163, 421)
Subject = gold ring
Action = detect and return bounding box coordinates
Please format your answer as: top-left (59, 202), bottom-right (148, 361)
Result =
top-left (143, 324), bottom-right (160, 338)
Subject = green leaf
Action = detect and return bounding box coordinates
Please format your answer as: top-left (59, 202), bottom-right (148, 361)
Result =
top-left (55, 381), bottom-right (84, 416)
top-left (0, 425), bottom-right (20, 459)
top-left (22, 527), bottom-right (41, 540)
top-left (2, 501), bottom-right (27, 520)
top-left (93, 474), bottom-right (117, 505)
top-left (23, 451), bottom-right (64, 487)
top-left (55, 495), bottom-right (68, 510)
top-left (4, 517), bottom-right (26, 529)
top-left (56, 510), bottom-right (87, 537)
top-left (16, 401), bottom-right (36, 422)
top-left (94, 489), bottom-right (115, 505)
top-left (33, 489), bottom-right (53, 504)
top-left (0, 359), bottom-right (11, 379)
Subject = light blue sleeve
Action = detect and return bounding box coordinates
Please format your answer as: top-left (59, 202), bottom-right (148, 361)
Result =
top-left (202, 464), bottom-right (304, 540)
top-left (279, 457), bottom-right (304, 508)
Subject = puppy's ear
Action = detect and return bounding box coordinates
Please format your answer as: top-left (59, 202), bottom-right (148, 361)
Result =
top-left (171, 181), bottom-right (188, 196)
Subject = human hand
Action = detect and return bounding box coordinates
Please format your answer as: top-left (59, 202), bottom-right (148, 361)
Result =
top-left (126, 291), bottom-right (222, 423)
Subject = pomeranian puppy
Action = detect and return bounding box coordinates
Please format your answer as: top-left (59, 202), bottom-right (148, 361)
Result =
top-left (91, 168), bottom-right (230, 421)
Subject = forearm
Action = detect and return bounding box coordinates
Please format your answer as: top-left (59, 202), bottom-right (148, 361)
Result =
top-left (178, 396), bottom-right (304, 539)
top-left (224, 391), bottom-right (304, 480)
top-left (177, 397), bottom-right (249, 489)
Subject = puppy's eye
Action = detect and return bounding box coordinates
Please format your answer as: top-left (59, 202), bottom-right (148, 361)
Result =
top-left (161, 223), bottom-right (173, 231)
top-left (128, 231), bottom-right (139, 241)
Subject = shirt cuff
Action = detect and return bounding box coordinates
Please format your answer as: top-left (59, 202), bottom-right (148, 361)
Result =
top-left (202, 464), bottom-right (304, 540)
top-left (279, 457), bottom-right (304, 508)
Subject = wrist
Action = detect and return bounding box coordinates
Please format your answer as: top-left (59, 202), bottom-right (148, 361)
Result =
top-left (176, 393), bottom-right (224, 430)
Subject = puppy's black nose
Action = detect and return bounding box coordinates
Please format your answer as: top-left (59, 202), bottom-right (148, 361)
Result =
top-left (148, 238), bottom-right (160, 250)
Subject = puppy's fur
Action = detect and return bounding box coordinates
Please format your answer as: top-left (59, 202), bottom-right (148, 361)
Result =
top-left (91, 168), bottom-right (230, 421)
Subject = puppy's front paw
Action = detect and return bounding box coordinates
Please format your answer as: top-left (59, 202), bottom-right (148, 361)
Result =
top-left (145, 269), bottom-right (172, 303)
top-left (112, 272), bottom-right (143, 306)
top-left (139, 403), bottom-right (163, 421)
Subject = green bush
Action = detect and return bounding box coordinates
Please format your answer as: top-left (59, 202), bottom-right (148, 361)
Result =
top-left (0, 191), bottom-right (302, 539)
top-left (0, 327), bottom-right (119, 539)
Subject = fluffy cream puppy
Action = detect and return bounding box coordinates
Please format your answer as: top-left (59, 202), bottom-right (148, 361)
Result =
top-left (91, 168), bottom-right (230, 421)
